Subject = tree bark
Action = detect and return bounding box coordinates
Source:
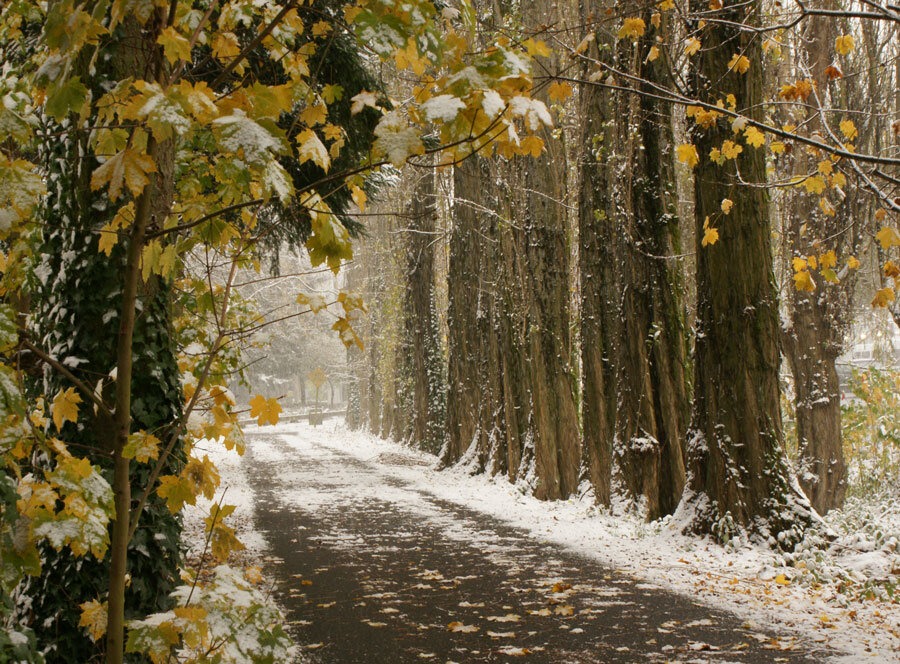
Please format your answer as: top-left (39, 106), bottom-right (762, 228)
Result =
top-left (676, 0), bottom-right (814, 543)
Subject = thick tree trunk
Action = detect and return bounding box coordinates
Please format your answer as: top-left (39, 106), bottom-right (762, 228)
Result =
top-left (676, 0), bottom-right (814, 543)
top-left (578, 17), bottom-right (618, 506)
top-left (612, 15), bottom-right (689, 519)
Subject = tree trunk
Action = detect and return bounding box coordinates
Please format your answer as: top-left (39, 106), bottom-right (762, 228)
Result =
top-left (676, 0), bottom-right (814, 543)
top-left (611, 9), bottom-right (689, 520)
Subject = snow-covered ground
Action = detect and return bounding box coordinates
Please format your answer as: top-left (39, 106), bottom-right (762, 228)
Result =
top-left (185, 421), bottom-right (900, 663)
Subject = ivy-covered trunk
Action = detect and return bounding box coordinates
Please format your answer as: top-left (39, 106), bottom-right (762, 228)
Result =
top-left (676, 0), bottom-right (814, 543)
top-left (25, 18), bottom-right (183, 663)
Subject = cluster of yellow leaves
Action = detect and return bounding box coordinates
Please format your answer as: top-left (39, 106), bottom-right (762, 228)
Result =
top-left (792, 250), bottom-right (850, 293)
top-left (157, 455), bottom-right (219, 513)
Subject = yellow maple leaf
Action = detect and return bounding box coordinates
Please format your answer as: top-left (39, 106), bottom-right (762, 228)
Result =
top-left (701, 225), bottom-right (719, 247)
top-left (351, 185), bottom-right (367, 211)
top-left (885, 260), bottom-right (900, 279)
top-left (211, 31), bottom-right (241, 60)
top-left (301, 103), bottom-right (327, 126)
top-left (722, 140), bottom-right (743, 160)
top-left (676, 143), bottom-right (699, 168)
top-left (52, 387), bottom-right (82, 431)
top-left (312, 20), bottom-right (331, 37)
top-left (793, 270), bottom-right (816, 292)
top-left (658, 0), bottom-right (675, 9)
top-left (685, 37), bottom-right (701, 56)
top-left (79, 600), bottom-right (107, 642)
top-left (249, 394), bottom-right (282, 426)
top-left (807, 254), bottom-right (818, 270)
top-left (835, 34), bottom-right (854, 56)
top-left (770, 141), bottom-right (785, 155)
top-left (727, 53), bottom-right (751, 74)
top-left (519, 135), bottom-right (544, 158)
top-left (524, 38), bottom-right (551, 58)
top-left (847, 255), bottom-right (860, 269)
top-left (123, 431), bottom-right (161, 464)
top-left (876, 226), bottom-right (900, 250)
top-left (792, 256), bottom-right (808, 272)
top-left (721, 198), bottom-right (734, 214)
top-left (803, 175), bottom-right (827, 195)
top-left (744, 126), bottom-right (765, 148)
top-left (156, 26), bottom-right (191, 65)
top-left (547, 81), bottom-right (573, 102)
top-left (647, 45), bottom-right (660, 62)
top-left (872, 287), bottom-right (895, 308)
top-left (618, 18), bottom-right (646, 40)
top-left (839, 119), bottom-right (857, 141)
top-left (832, 171), bottom-right (846, 188)
top-left (650, 13), bottom-right (661, 29)
top-left (90, 148), bottom-right (157, 201)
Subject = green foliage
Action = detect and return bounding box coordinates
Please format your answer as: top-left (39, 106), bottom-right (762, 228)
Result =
top-left (842, 368), bottom-right (900, 500)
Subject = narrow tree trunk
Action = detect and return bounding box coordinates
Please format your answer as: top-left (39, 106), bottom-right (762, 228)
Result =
top-left (676, 0), bottom-right (814, 543)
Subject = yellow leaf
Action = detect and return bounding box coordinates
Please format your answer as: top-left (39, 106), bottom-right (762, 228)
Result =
top-left (840, 119), bottom-right (858, 141)
top-left (832, 172), bottom-right (846, 188)
top-left (658, 0), bottom-right (674, 9)
top-left (676, 143), bottom-right (699, 168)
top-left (647, 45), bottom-right (660, 62)
top-left (835, 34), bottom-right (854, 56)
top-left (885, 260), bottom-right (900, 279)
top-left (301, 103), bottom-right (327, 126)
top-left (803, 175), bottom-right (827, 195)
top-left (322, 84), bottom-right (344, 104)
top-left (819, 198), bottom-right (836, 216)
top-left (212, 32), bottom-right (241, 60)
top-left (807, 254), bottom-right (818, 270)
top-left (312, 20), bottom-right (331, 37)
top-left (650, 13), bottom-right (661, 29)
top-left (519, 135), bottom-right (544, 158)
top-left (876, 226), bottom-right (900, 250)
top-left (79, 600), bottom-right (107, 642)
top-left (685, 37), bottom-right (701, 56)
top-left (52, 387), bottom-right (82, 431)
top-left (618, 18), bottom-right (646, 40)
top-left (720, 198), bottom-right (733, 214)
top-left (774, 573), bottom-right (791, 585)
top-left (722, 140), bottom-right (743, 160)
top-left (793, 270), bottom-right (816, 292)
top-left (875, 208), bottom-right (887, 222)
top-left (770, 141), bottom-right (785, 155)
top-left (351, 185), bottom-right (367, 211)
top-left (872, 287), bottom-right (895, 308)
top-left (249, 394), bottom-right (282, 426)
top-left (817, 160), bottom-right (833, 176)
top-left (819, 250), bottom-right (837, 270)
top-left (792, 257), bottom-right (808, 272)
top-left (123, 431), bottom-right (161, 463)
top-left (156, 26), bottom-right (191, 65)
top-left (744, 126), bottom-right (765, 148)
top-left (296, 128), bottom-right (331, 172)
top-left (701, 225), bottom-right (719, 247)
top-left (547, 81), bottom-right (573, 102)
top-left (157, 474), bottom-right (195, 513)
top-left (90, 148), bottom-right (157, 201)
top-left (523, 38), bottom-right (551, 57)
top-left (727, 53), bottom-right (751, 74)
top-left (847, 255), bottom-right (860, 269)
top-left (448, 622), bottom-right (479, 633)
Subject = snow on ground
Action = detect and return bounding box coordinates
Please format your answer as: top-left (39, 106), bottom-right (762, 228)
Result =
top-left (244, 421), bottom-right (899, 664)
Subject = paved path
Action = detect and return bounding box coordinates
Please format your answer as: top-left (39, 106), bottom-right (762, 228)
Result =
top-left (243, 426), bottom-right (831, 663)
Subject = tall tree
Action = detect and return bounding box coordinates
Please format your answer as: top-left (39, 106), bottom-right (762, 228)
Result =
top-left (676, 0), bottom-right (814, 541)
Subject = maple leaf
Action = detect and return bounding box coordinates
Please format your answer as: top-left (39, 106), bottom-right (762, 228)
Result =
top-left (684, 37), bottom-right (701, 56)
top-left (45, 76), bottom-right (89, 122)
top-left (840, 119), bottom-right (858, 141)
top-left (720, 199), bottom-right (734, 214)
top-left (351, 185), bottom-right (367, 211)
top-left (523, 38), bottom-right (551, 57)
top-left (297, 292), bottom-right (329, 312)
top-left (90, 148), bottom-right (157, 201)
top-left (322, 84), bottom-right (344, 105)
top-left (296, 129), bottom-right (331, 172)
top-left (722, 140), bottom-right (743, 160)
top-left (835, 34), bottom-right (854, 56)
top-left (770, 141), bottom-right (786, 155)
top-left (79, 599), bottom-right (107, 642)
top-left (885, 260), bottom-right (900, 279)
top-left (312, 20), bottom-right (331, 37)
top-left (744, 126), bottom-right (765, 148)
top-left (547, 81), bottom-right (573, 102)
top-left (249, 394), bottom-right (282, 426)
top-left (300, 103), bottom-right (327, 126)
top-left (727, 53), bottom-right (751, 74)
top-left (876, 226), bottom-right (900, 250)
top-left (157, 26), bottom-right (191, 64)
top-left (847, 255), bottom-right (860, 270)
top-left (676, 144), bottom-right (699, 168)
top-left (819, 250), bottom-right (837, 270)
top-left (618, 18), bottom-right (646, 41)
top-left (647, 45), bottom-right (660, 62)
top-left (872, 287), bottom-right (895, 308)
top-left (448, 622), bottom-right (479, 633)
top-left (157, 475), bottom-right (195, 513)
top-left (350, 90), bottom-right (379, 115)
top-left (803, 175), bottom-right (827, 195)
top-left (52, 387), bottom-right (82, 431)
top-left (701, 225), bottom-right (719, 247)
top-left (819, 198), bottom-right (836, 216)
top-left (832, 171), bottom-right (846, 188)
top-left (519, 135), bottom-right (544, 158)
top-left (793, 269), bottom-right (816, 292)
top-left (658, 0), bottom-right (675, 9)
top-left (123, 431), bottom-right (161, 463)
top-left (212, 31), bottom-right (241, 60)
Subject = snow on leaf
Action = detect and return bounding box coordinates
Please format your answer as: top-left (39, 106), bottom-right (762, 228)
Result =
top-left (212, 109), bottom-right (286, 165)
top-left (78, 599), bottom-right (107, 642)
top-left (262, 158), bottom-right (294, 203)
top-left (350, 90), bottom-right (379, 115)
top-left (123, 431), bottom-right (161, 464)
top-left (90, 148), bottom-right (157, 201)
top-left (296, 128), bottom-right (330, 172)
top-left (421, 94), bottom-right (466, 122)
top-left (52, 387), bottom-right (81, 431)
top-left (448, 621), bottom-right (479, 632)
top-left (481, 89), bottom-right (505, 118)
top-left (249, 394), bottom-right (282, 426)
top-left (374, 111), bottom-right (425, 167)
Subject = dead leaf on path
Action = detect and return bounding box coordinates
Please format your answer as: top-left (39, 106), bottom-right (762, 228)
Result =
top-left (448, 622), bottom-right (479, 633)
top-left (554, 605), bottom-right (575, 616)
top-left (497, 646), bottom-right (530, 656)
top-left (317, 602), bottom-right (335, 608)
top-left (487, 631), bottom-right (516, 638)
top-left (301, 580), bottom-right (313, 585)
top-left (305, 643), bottom-right (324, 649)
top-left (364, 620), bottom-right (387, 627)
top-left (487, 614), bottom-right (520, 622)
top-left (528, 608), bottom-right (551, 616)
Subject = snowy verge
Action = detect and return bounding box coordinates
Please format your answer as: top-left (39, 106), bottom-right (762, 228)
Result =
top-left (271, 421), bottom-right (899, 664)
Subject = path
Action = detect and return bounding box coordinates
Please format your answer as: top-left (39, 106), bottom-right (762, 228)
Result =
top-left (243, 424), bottom-right (832, 663)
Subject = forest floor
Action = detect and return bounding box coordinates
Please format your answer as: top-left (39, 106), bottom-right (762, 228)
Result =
top-left (184, 422), bottom-right (900, 663)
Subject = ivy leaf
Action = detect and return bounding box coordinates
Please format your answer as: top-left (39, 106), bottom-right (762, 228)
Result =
top-left (249, 394), bottom-right (282, 426)
top-left (52, 387), bottom-right (82, 431)
top-left (90, 148), bottom-right (157, 201)
top-left (78, 600), bottom-right (108, 642)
